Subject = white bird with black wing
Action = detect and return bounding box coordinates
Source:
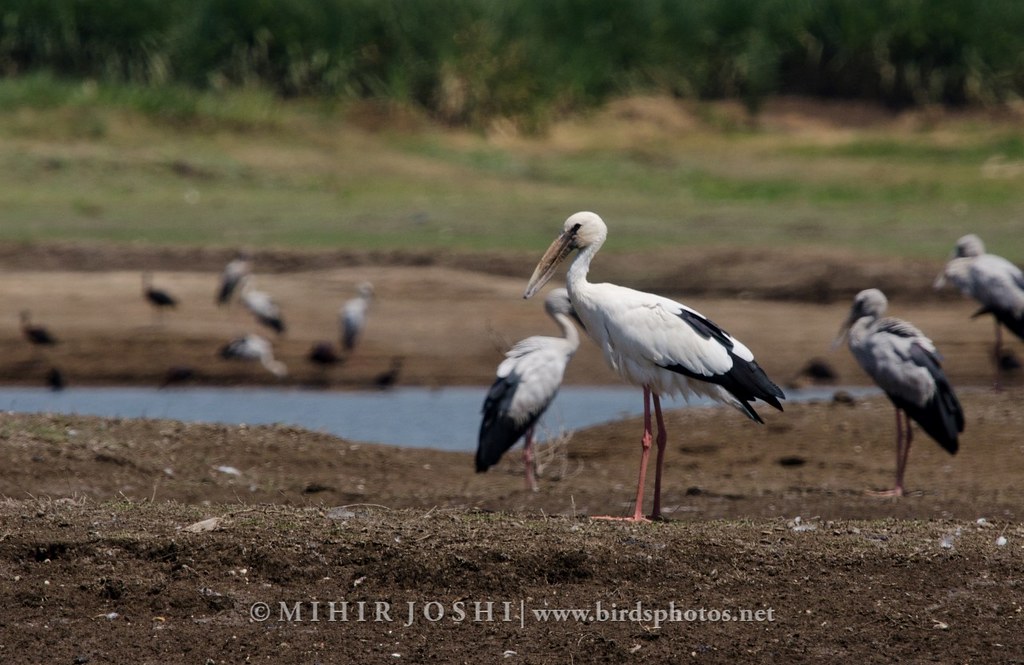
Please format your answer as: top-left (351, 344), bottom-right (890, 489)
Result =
top-left (241, 281), bottom-right (286, 335)
top-left (217, 252), bottom-right (252, 306)
top-left (836, 288), bottom-right (963, 496)
top-left (524, 211), bottom-right (784, 520)
top-left (477, 288), bottom-right (580, 492)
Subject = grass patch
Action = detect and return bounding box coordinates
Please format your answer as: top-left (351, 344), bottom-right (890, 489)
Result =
top-left (1, 86), bottom-right (1023, 260)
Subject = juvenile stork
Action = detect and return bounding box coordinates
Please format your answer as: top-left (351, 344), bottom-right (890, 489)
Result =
top-left (524, 211), bottom-right (784, 520)
top-left (340, 282), bottom-right (374, 353)
top-left (836, 288), bottom-right (963, 496)
top-left (934, 233), bottom-right (1024, 386)
top-left (477, 288), bottom-right (580, 492)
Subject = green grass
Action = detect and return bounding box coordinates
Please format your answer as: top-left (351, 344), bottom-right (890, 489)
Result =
top-left (1, 80), bottom-right (1023, 261)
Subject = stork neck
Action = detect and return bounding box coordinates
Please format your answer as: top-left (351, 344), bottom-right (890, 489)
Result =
top-left (848, 316), bottom-right (875, 346)
top-left (566, 242), bottom-right (597, 296)
top-left (553, 313), bottom-right (580, 351)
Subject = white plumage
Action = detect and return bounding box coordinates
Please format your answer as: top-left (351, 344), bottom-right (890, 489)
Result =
top-left (241, 282), bottom-right (286, 335)
top-left (219, 333), bottom-right (288, 378)
top-left (836, 288), bottom-right (963, 496)
top-left (524, 211), bottom-right (784, 520)
top-left (477, 288), bottom-right (580, 491)
top-left (340, 282), bottom-right (374, 352)
top-left (217, 252), bottom-right (252, 306)
top-left (934, 233), bottom-right (1024, 384)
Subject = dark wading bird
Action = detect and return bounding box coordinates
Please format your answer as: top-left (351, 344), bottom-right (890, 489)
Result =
top-left (160, 365), bottom-right (198, 389)
top-left (20, 310), bottom-right (57, 347)
top-left (373, 356), bottom-right (404, 390)
top-left (523, 212), bottom-right (784, 520)
top-left (477, 288), bottom-right (580, 492)
top-left (934, 233), bottom-right (1024, 388)
top-left (340, 282), bottom-right (374, 353)
top-left (46, 366), bottom-right (66, 391)
top-left (217, 252), bottom-right (252, 306)
top-left (835, 288), bottom-right (964, 497)
top-left (306, 341), bottom-right (343, 385)
top-left (143, 272), bottom-right (178, 323)
top-left (307, 341), bottom-right (342, 367)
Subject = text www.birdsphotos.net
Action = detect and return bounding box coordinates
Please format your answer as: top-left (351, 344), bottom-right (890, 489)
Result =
top-left (249, 600), bottom-right (776, 629)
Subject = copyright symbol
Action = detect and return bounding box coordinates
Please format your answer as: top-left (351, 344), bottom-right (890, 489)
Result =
top-left (250, 602), bottom-right (271, 622)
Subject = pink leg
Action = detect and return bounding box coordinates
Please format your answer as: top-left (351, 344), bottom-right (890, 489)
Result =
top-left (523, 427), bottom-right (538, 493)
top-left (868, 407), bottom-right (905, 497)
top-left (895, 412), bottom-right (913, 495)
top-left (650, 393), bottom-right (668, 520)
top-left (593, 386), bottom-right (653, 522)
top-left (993, 320), bottom-right (1004, 391)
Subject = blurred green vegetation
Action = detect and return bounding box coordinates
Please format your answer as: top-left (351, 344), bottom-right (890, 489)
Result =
top-left (3, 0), bottom-right (1024, 129)
top-left (1, 1), bottom-right (1023, 260)
top-left (0, 90), bottom-right (1022, 259)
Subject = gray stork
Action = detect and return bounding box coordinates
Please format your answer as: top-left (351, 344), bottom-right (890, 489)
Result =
top-left (524, 212), bottom-right (784, 520)
top-left (217, 252), bottom-right (252, 306)
top-left (477, 288), bottom-right (580, 492)
top-left (934, 233), bottom-right (1024, 386)
top-left (219, 333), bottom-right (288, 378)
top-left (340, 282), bottom-right (374, 353)
top-left (836, 288), bottom-right (963, 496)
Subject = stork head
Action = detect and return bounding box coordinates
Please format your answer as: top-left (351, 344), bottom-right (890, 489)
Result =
top-left (524, 211), bottom-right (607, 299)
top-left (953, 234), bottom-right (984, 258)
top-left (543, 287), bottom-right (574, 317)
top-left (833, 288), bottom-right (888, 348)
top-left (544, 286), bottom-right (584, 331)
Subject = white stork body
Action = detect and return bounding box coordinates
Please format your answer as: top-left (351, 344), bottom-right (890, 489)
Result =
top-left (477, 288), bottom-right (580, 491)
top-left (570, 281), bottom-right (768, 419)
top-left (219, 333), bottom-right (288, 378)
top-left (340, 282), bottom-right (374, 353)
top-left (217, 254), bottom-right (252, 306)
top-left (524, 211), bottom-right (784, 520)
top-left (837, 289), bottom-right (963, 496)
top-left (935, 234), bottom-right (1024, 385)
top-left (241, 284), bottom-right (286, 335)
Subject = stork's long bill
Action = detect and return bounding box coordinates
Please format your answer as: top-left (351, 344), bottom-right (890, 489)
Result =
top-left (524, 225), bottom-right (579, 299)
top-left (832, 313), bottom-right (855, 350)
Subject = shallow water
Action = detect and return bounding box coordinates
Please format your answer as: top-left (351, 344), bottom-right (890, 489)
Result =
top-left (0, 385), bottom-right (876, 452)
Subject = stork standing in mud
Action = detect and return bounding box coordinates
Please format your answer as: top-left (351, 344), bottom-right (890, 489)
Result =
top-left (934, 233), bottom-right (1024, 388)
top-left (835, 288), bottom-right (963, 496)
top-left (523, 211), bottom-right (784, 520)
top-left (477, 288), bottom-right (580, 492)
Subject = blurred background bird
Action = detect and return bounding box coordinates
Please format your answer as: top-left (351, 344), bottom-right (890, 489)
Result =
top-left (340, 281), bottom-right (374, 354)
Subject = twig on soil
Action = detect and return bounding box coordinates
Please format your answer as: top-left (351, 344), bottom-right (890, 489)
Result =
top-left (337, 503), bottom-right (393, 511)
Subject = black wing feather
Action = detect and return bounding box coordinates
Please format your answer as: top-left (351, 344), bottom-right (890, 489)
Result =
top-left (888, 344), bottom-right (963, 454)
top-left (662, 310), bottom-right (785, 423)
top-left (476, 375), bottom-right (540, 472)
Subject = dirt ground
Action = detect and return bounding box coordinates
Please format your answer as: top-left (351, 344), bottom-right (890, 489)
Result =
top-left (1, 244), bottom-right (1023, 662)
